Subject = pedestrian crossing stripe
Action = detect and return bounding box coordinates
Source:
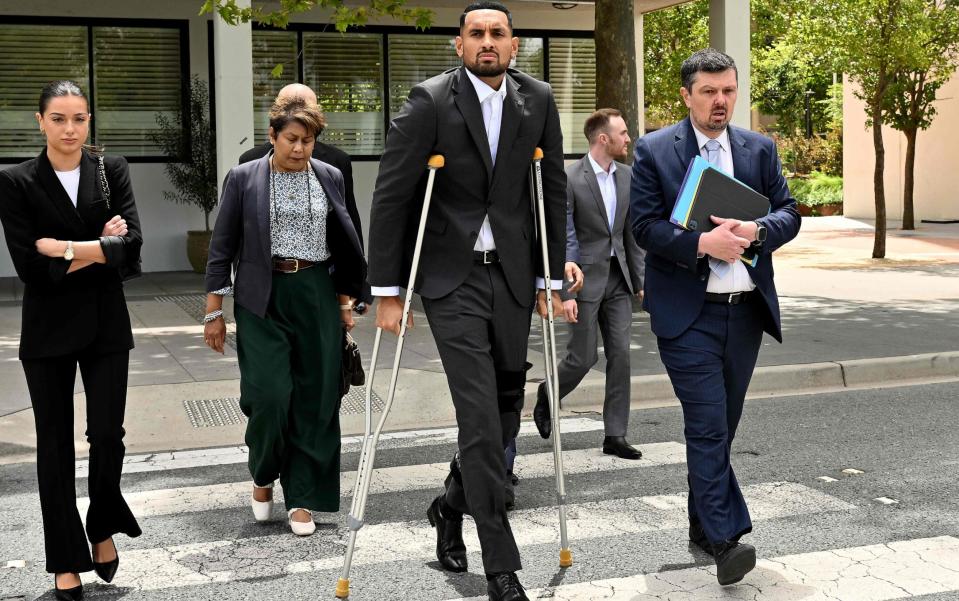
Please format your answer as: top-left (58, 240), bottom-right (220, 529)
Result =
top-left (447, 536), bottom-right (959, 601)
top-left (76, 442), bottom-right (687, 519)
top-left (77, 481), bottom-right (853, 591)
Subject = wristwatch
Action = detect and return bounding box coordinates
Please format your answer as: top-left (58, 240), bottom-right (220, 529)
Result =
top-left (752, 223), bottom-right (767, 247)
top-left (63, 240), bottom-right (74, 261)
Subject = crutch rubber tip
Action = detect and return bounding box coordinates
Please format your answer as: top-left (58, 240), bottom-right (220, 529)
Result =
top-left (428, 155), bottom-right (445, 169)
top-left (559, 548), bottom-right (573, 568)
top-left (532, 147), bottom-right (544, 160)
top-left (335, 578), bottom-right (350, 598)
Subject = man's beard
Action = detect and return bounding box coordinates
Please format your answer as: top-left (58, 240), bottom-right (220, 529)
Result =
top-left (466, 59), bottom-right (509, 78)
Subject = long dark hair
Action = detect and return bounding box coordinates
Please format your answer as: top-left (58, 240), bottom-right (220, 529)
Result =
top-left (38, 80), bottom-right (102, 153)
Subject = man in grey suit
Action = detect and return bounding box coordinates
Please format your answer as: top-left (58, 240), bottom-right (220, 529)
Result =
top-left (533, 108), bottom-right (645, 460)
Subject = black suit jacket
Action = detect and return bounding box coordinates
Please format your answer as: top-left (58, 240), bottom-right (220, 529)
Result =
top-left (205, 155), bottom-right (367, 318)
top-left (0, 149), bottom-right (143, 359)
top-left (238, 140), bottom-right (372, 303)
top-left (368, 67), bottom-right (566, 306)
top-left (630, 118), bottom-right (801, 342)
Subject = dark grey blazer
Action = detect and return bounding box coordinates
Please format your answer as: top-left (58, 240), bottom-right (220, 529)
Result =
top-left (562, 155), bottom-right (644, 302)
top-left (205, 155), bottom-right (367, 318)
top-left (367, 66), bottom-right (567, 306)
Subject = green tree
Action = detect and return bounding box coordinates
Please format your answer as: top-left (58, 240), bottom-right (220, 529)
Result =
top-left (200, 0), bottom-right (433, 31)
top-left (883, 0), bottom-right (959, 230)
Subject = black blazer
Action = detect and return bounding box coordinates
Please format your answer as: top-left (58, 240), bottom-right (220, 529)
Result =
top-left (367, 67), bottom-right (567, 306)
top-left (630, 118), bottom-right (801, 342)
top-left (238, 140), bottom-right (372, 304)
top-left (0, 149), bottom-right (143, 359)
top-left (205, 155), bottom-right (368, 318)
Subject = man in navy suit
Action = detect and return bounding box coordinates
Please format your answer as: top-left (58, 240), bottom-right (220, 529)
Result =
top-left (630, 48), bottom-right (800, 586)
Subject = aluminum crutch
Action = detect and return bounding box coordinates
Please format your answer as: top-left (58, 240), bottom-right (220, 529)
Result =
top-left (530, 147), bottom-right (573, 568)
top-left (336, 154), bottom-right (445, 599)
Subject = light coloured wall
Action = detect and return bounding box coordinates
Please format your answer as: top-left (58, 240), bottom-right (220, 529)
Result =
top-left (843, 73), bottom-right (959, 222)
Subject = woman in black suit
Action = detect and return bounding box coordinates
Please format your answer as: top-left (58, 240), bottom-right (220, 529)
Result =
top-left (0, 81), bottom-right (143, 600)
top-left (204, 96), bottom-right (367, 536)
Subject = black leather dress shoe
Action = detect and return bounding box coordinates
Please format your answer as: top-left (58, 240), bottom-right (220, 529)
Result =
top-left (713, 541), bottom-right (756, 585)
top-left (487, 572), bottom-right (529, 601)
top-left (533, 382), bottom-right (551, 439)
top-left (53, 576), bottom-right (83, 601)
top-left (602, 436), bottom-right (642, 460)
top-left (93, 538), bottom-right (119, 583)
top-left (689, 521), bottom-right (713, 556)
top-left (426, 495), bottom-right (467, 572)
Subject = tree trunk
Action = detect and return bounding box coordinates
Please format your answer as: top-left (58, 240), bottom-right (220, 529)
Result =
top-left (595, 0), bottom-right (639, 162)
top-left (902, 127), bottom-right (917, 230)
top-left (871, 103), bottom-right (887, 259)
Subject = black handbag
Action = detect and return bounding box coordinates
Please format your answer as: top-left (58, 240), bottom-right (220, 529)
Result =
top-left (340, 331), bottom-right (365, 397)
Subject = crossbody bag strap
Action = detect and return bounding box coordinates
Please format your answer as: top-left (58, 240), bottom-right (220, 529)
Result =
top-left (97, 155), bottom-right (112, 211)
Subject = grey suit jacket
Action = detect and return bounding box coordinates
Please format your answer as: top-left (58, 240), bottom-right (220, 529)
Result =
top-left (562, 154), bottom-right (644, 302)
top-left (205, 155), bottom-right (367, 318)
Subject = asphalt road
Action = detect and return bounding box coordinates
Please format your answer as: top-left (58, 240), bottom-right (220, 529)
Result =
top-left (1, 380), bottom-right (958, 600)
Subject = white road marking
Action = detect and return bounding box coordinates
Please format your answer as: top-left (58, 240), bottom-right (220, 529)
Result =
top-left (843, 468), bottom-right (865, 475)
top-left (875, 497), bottom-right (900, 505)
top-left (818, 476), bottom-right (838, 482)
top-left (77, 442), bottom-right (687, 518)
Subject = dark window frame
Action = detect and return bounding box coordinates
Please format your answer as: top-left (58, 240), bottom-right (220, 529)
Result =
top-left (0, 15), bottom-right (191, 164)
top-left (248, 22), bottom-right (593, 160)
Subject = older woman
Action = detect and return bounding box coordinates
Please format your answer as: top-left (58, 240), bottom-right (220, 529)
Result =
top-left (0, 80), bottom-right (142, 600)
top-left (203, 96), bottom-right (366, 536)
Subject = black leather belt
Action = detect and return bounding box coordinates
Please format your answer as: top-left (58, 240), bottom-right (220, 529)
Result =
top-left (704, 291), bottom-right (753, 305)
top-left (473, 250), bottom-right (500, 264)
top-left (273, 258), bottom-right (316, 273)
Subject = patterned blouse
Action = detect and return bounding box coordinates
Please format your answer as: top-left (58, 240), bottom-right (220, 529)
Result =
top-left (270, 163), bottom-right (331, 262)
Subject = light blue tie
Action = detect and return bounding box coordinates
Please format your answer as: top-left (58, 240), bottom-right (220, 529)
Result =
top-left (703, 139), bottom-right (731, 279)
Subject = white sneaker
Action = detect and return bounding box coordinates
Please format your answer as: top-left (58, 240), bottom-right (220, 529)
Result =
top-left (251, 482), bottom-right (275, 522)
top-left (288, 508), bottom-right (316, 536)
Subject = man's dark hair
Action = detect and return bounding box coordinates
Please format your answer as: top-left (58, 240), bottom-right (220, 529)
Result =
top-left (584, 108), bottom-right (623, 144)
top-left (460, 1), bottom-right (513, 30)
top-left (681, 48), bottom-right (737, 91)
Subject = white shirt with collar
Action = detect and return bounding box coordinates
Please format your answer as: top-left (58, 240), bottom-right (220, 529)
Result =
top-left (372, 69), bottom-right (560, 297)
top-left (691, 123), bottom-right (756, 294)
top-left (586, 152), bottom-right (617, 256)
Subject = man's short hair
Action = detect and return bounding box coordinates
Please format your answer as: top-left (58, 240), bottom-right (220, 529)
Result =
top-left (584, 108), bottom-right (623, 144)
top-left (681, 48), bottom-right (738, 92)
top-left (460, 1), bottom-right (513, 30)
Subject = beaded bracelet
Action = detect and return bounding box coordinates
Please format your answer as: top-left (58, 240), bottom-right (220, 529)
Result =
top-left (203, 309), bottom-right (223, 324)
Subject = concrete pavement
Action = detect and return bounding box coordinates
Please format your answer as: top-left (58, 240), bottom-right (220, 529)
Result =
top-left (0, 216), bottom-right (957, 464)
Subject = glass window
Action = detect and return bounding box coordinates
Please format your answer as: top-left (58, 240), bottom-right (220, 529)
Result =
top-left (548, 38), bottom-right (595, 155)
top-left (303, 32), bottom-right (384, 155)
top-left (388, 34), bottom-right (460, 114)
top-left (252, 30), bottom-right (299, 144)
top-left (92, 26), bottom-right (184, 156)
top-left (514, 37), bottom-right (545, 79)
top-left (0, 24), bottom-right (89, 159)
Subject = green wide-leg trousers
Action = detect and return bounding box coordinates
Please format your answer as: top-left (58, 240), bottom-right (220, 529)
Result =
top-left (234, 266), bottom-right (342, 512)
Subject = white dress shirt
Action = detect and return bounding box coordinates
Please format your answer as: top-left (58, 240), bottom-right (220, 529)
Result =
top-left (373, 69), bottom-right (559, 297)
top-left (54, 166), bottom-right (81, 207)
top-left (691, 124), bottom-right (756, 294)
top-left (586, 152), bottom-right (617, 256)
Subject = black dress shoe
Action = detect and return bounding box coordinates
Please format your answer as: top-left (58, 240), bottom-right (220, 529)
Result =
top-left (426, 495), bottom-right (467, 573)
top-left (602, 436), bottom-right (642, 460)
top-left (93, 538), bottom-right (119, 583)
top-left (487, 572), bottom-right (529, 601)
top-left (533, 382), bottom-right (551, 439)
top-left (713, 540), bottom-right (756, 585)
top-left (53, 576), bottom-right (83, 601)
top-left (509, 470), bottom-right (519, 486)
top-left (689, 521), bottom-right (713, 556)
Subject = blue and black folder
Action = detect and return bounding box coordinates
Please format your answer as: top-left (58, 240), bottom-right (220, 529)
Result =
top-left (670, 155), bottom-right (770, 267)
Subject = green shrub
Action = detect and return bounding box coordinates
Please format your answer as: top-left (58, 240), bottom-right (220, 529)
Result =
top-left (788, 172), bottom-right (843, 206)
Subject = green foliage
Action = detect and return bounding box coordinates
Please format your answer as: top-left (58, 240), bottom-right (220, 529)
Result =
top-left (642, 0), bottom-right (709, 127)
top-left (788, 172), bottom-right (844, 207)
top-left (773, 129), bottom-right (843, 178)
top-left (752, 41), bottom-right (834, 133)
top-left (200, 0), bottom-right (433, 32)
top-left (150, 76), bottom-right (218, 232)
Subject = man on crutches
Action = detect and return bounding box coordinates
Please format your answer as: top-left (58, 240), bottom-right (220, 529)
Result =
top-left (366, 3), bottom-right (566, 599)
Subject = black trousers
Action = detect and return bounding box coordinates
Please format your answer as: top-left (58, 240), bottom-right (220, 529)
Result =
top-left (422, 262), bottom-right (532, 574)
top-left (22, 351), bottom-right (141, 574)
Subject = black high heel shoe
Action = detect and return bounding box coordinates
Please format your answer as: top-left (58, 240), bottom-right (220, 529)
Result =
top-left (53, 574), bottom-right (83, 601)
top-left (92, 538), bottom-right (119, 583)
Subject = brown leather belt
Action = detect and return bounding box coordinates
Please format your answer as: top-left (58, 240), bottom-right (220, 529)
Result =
top-left (272, 258), bottom-right (316, 273)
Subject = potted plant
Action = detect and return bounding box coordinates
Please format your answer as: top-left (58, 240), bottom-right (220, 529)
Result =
top-left (151, 76), bottom-right (218, 273)
top-left (788, 172), bottom-right (844, 216)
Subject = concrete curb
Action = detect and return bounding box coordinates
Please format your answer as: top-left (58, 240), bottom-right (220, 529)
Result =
top-left (559, 351), bottom-right (959, 410)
